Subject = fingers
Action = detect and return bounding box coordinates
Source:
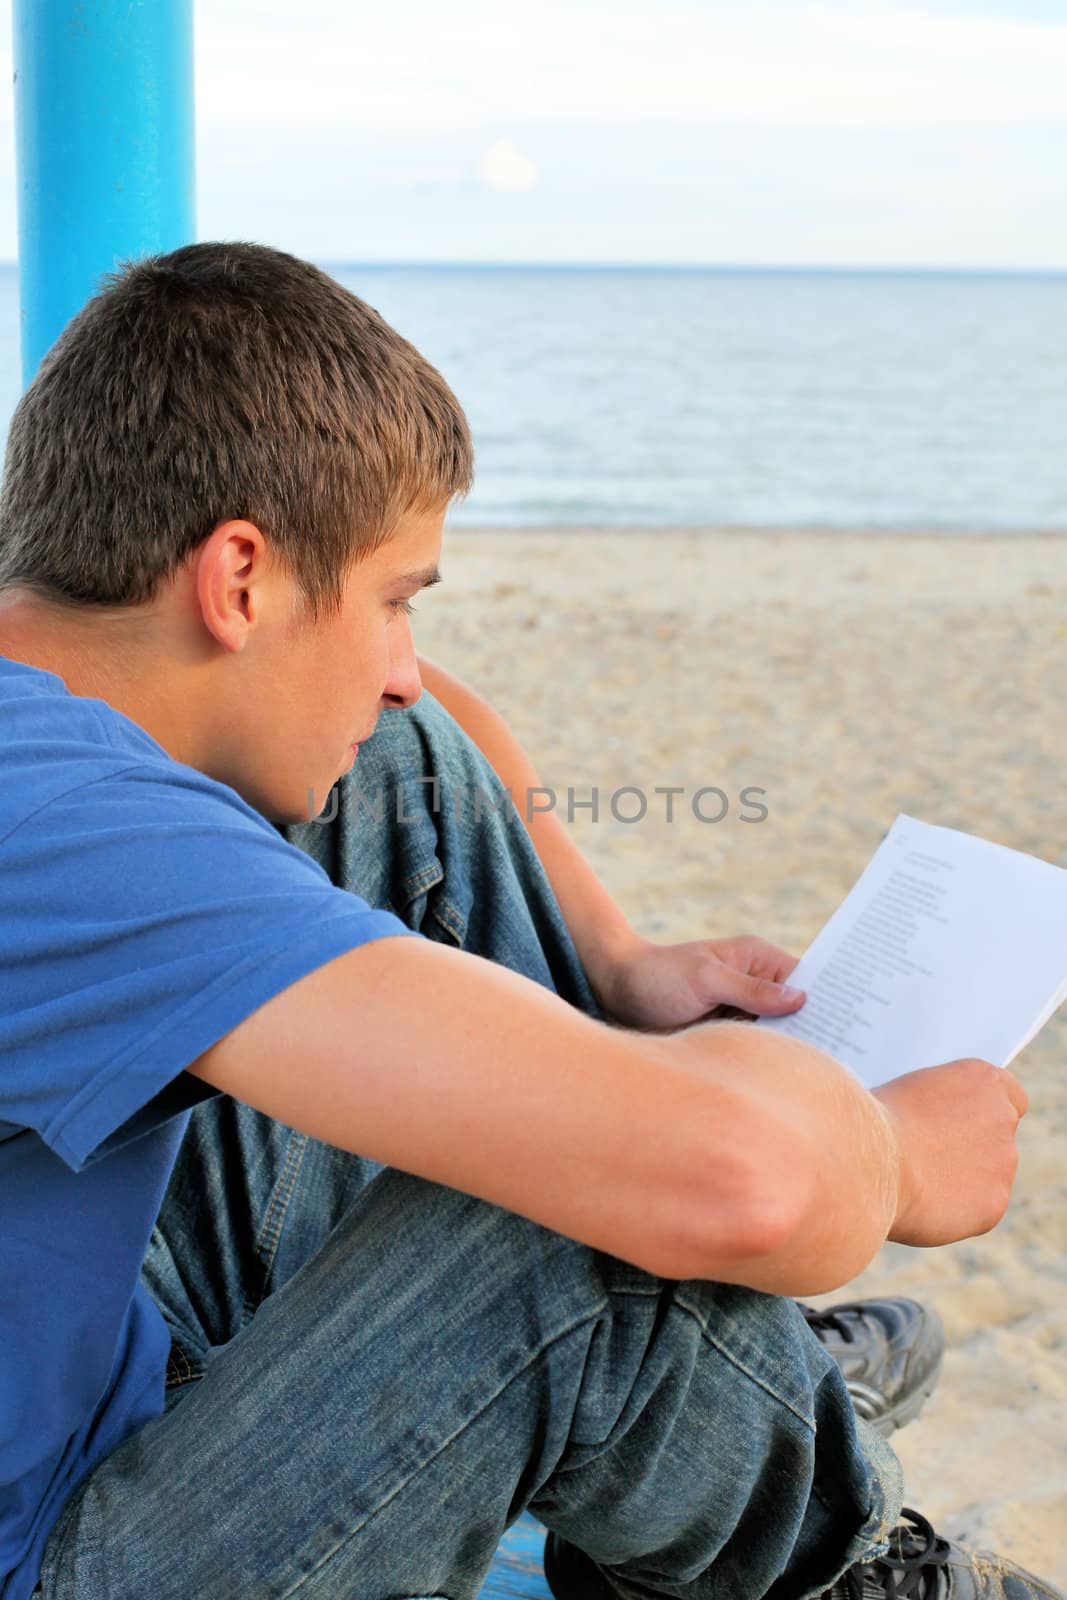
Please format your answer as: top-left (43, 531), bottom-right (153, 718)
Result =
top-left (712, 969), bottom-right (806, 1016)
top-left (934, 1058), bottom-right (1029, 1122)
top-left (767, 946), bottom-right (802, 984)
top-left (959, 1059), bottom-right (1029, 1120)
top-left (730, 936), bottom-right (801, 985)
top-left (1001, 1067), bottom-right (1029, 1120)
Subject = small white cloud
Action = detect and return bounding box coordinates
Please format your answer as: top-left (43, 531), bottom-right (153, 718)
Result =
top-left (479, 138), bottom-right (538, 192)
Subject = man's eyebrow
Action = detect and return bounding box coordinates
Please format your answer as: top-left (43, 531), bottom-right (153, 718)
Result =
top-left (392, 566), bottom-right (443, 589)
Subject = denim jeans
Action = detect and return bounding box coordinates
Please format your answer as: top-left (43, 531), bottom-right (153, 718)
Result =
top-left (34, 694), bottom-right (903, 1600)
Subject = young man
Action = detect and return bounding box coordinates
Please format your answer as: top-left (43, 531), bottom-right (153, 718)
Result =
top-left (0, 243), bottom-right (1055, 1600)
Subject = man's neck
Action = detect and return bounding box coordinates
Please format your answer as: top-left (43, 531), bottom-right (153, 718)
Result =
top-left (0, 592), bottom-right (200, 765)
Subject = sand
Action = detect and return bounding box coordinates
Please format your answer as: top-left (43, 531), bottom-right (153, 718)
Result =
top-left (415, 526), bottom-right (1067, 1586)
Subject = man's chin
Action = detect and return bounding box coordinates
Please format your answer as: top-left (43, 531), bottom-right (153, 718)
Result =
top-left (242, 764), bottom-right (349, 827)
top-left (238, 781), bottom-right (330, 828)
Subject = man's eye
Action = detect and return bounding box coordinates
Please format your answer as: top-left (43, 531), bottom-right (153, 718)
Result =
top-left (389, 598), bottom-right (416, 617)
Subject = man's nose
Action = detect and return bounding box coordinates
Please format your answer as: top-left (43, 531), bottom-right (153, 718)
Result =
top-left (381, 619), bottom-right (423, 709)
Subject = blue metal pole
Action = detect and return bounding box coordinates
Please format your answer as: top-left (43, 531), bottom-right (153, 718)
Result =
top-left (12, 0), bottom-right (196, 386)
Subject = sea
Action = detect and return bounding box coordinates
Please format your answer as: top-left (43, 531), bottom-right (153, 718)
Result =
top-left (0, 262), bottom-right (1064, 533)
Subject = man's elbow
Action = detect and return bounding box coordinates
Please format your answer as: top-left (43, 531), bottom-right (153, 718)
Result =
top-left (646, 1147), bottom-right (814, 1286)
top-left (653, 1146), bottom-right (882, 1297)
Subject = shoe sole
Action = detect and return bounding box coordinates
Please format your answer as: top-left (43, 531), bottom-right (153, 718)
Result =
top-left (854, 1348), bottom-right (944, 1438)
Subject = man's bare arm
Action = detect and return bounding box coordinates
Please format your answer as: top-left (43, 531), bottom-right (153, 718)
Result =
top-left (186, 936), bottom-right (1025, 1296)
top-left (413, 656), bottom-right (805, 1028)
top-left (415, 654), bottom-right (639, 986)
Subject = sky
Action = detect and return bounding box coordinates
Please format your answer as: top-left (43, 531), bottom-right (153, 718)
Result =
top-left (0, 0), bottom-right (1065, 268)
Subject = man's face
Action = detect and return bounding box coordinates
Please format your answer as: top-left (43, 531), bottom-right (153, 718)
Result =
top-left (238, 501), bottom-right (445, 823)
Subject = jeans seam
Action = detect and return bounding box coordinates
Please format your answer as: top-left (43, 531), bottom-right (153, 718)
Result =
top-left (274, 1297), bottom-right (612, 1598)
top-left (792, 1488), bottom-right (895, 1600)
top-left (429, 895), bottom-right (467, 945)
top-left (671, 1289), bottom-right (817, 1435)
top-left (275, 1288), bottom-right (827, 1599)
top-left (242, 1130), bottom-right (309, 1326)
top-left (398, 860), bottom-right (444, 901)
top-left (164, 1340), bottom-right (201, 1389)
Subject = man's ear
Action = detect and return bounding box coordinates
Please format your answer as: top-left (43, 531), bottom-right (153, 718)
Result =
top-left (194, 520), bottom-right (272, 652)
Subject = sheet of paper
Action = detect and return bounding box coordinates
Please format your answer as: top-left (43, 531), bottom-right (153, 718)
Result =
top-left (757, 814), bottom-right (1067, 1089)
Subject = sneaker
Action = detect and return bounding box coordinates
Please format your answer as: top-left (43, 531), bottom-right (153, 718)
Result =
top-left (542, 1529), bottom-right (615, 1600)
top-left (818, 1506), bottom-right (1064, 1598)
top-left (543, 1510), bottom-right (1064, 1600)
top-left (800, 1297), bottom-right (944, 1437)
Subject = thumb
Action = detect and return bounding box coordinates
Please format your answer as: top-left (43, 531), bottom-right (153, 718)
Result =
top-left (705, 967), bottom-right (806, 1017)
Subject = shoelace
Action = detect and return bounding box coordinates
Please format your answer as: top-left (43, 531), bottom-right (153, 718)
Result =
top-left (839, 1508), bottom-right (951, 1599)
top-left (800, 1301), bottom-right (862, 1344)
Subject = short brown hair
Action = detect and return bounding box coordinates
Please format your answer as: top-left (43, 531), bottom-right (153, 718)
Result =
top-left (0, 242), bottom-right (474, 618)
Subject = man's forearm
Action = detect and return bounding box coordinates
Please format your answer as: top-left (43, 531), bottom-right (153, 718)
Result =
top-left (417, 654), bottom-right (639, 997)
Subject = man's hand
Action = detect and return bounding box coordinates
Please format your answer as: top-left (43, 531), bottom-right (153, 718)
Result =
top-left (591, 932), bottom-right (807, 1031)
top-left (412, 662), bottom-right (806, 1035)
top-left (874, 1059), bottom-right (1029, 1247)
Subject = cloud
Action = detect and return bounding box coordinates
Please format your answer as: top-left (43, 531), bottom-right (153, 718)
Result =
top-left (0, 0), bottom-right (1064, 265)
top-left (479, 139), bottom-right (538, 192)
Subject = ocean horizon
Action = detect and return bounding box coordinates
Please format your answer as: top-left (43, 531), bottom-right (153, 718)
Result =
top-left (0, 260), bottom-right (1064, 534)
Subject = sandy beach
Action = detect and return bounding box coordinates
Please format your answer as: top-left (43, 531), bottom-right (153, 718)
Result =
top-left (415, 526), bottom-right (1067, 1585)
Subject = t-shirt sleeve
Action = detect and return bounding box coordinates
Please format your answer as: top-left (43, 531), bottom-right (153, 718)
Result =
top-left (0, 764), bottom-right (419, 1172)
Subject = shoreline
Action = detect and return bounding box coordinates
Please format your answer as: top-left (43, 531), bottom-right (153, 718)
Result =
top-left (446, 522), bottom-right (1067, 541)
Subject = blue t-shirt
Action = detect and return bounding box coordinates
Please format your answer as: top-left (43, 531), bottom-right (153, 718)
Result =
top-left (0, 654), bottom-right (416, 1600)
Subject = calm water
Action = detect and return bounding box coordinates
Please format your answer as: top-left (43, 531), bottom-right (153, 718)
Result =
top-left (1, 263), bottom-right (1065, 531)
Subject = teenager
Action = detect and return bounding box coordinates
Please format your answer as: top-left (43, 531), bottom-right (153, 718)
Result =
top-left (0, 243), bottom-right (1053, 1600)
